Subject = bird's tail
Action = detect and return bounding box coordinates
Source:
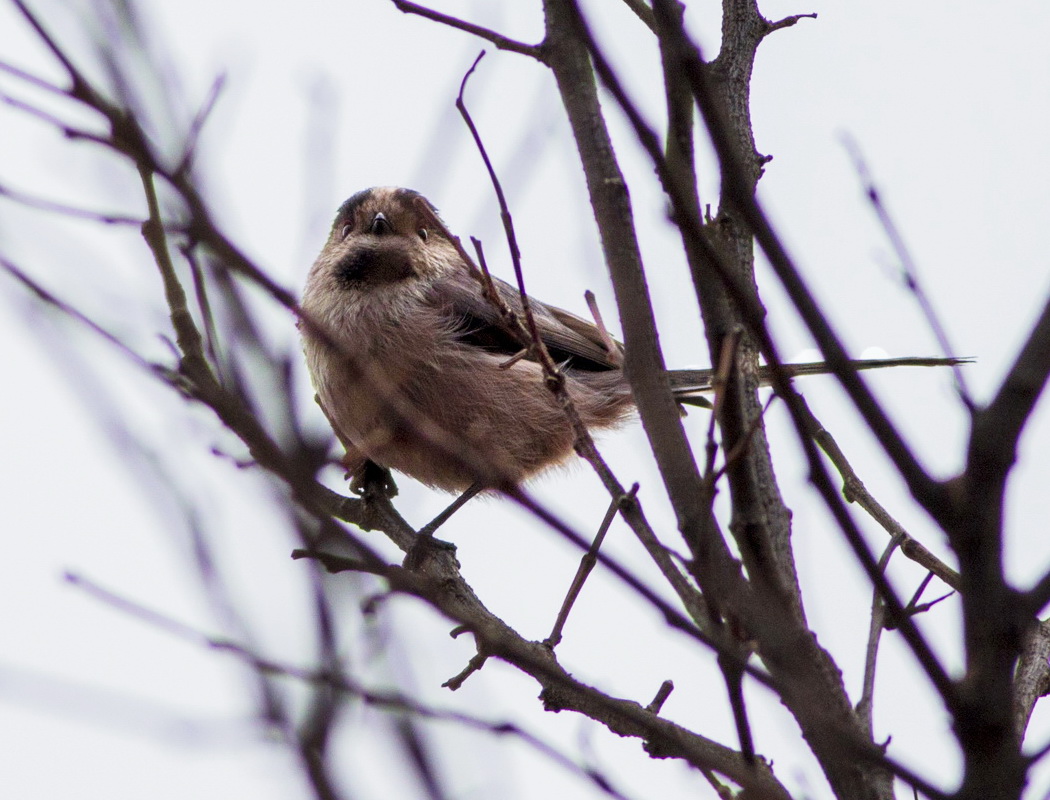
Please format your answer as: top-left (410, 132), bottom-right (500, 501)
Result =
top-left (669, 355), bottom-right (972, 406)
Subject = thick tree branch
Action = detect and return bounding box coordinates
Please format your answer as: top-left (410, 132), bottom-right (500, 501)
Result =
top-left (661, 0), bottom-right (955, 527)
top-left (1014, 618), bottom-right (1050, 743)
top-left (605, 0), bottom-right (954, 702)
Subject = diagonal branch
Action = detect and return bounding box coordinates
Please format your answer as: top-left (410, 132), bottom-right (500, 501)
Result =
top-left (392, 1), bottom-right (545, 60)
top-left (580, 0), bottom-right (954, 704)
top-left (798, 397), bottom-right (961, 591)
top-left (450, 49), bottom-right (714, 634)
top-left (64, 571), bottom-right (640, 800)
top-left (655, 0), bottom-right (955, 526)
top-left (844, 137), bottom-right (974, 405)
top-left (975, 293), bottom-right (1050, 519)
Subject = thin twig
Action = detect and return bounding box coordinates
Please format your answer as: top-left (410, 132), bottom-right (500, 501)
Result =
top-left (136, 163), bottom-right (210, 373)
top-left (443, 650), bottom-right (489, 691)
top-left (905, 573), bottom-right (937, 612)
top-left (645, 680), bottom-right (674, 714)
top-left (452, 48), bottom-right (715, 641)
top-left (1, 92), bottom-right (111, 147)
top-left (0, 256), bottom-right (169, 378)
top-left (508, 485), bottom-right (774, 689)
top-left (714, 394), bottom-right (774, 483)
top-left (63, 572), bottom-right (636, 800)
top-left (571, 0), bottom-right (956, 706)
top-left (766, 13), bottom-right (818, 34)
top-left (798, 395), bottom-right (961, 591)
top-left (857, 536), bottom-right (902, 735)
top-left (181, 243), bottom-right (222, 373)
top-left (545, 485), bottom-right (638, 648)
top-left (701, 330), bottom-right (741, 491)
top-left (0, 181), bottom-right (145, 225)
top-left (175, 73), bottom-right (227, 176)
top-left (456, 52), bottom-right (563, 383)
top-left (391, 1), bottom-right (544, 60)
top-left (0, 55), bottom-right (70, 96)
top-left (10, 0), bottom-right (104, 104)
top-left (842, 136), bottom-right (973, 407)
top-left (700, 767), bottom-right (735, 800)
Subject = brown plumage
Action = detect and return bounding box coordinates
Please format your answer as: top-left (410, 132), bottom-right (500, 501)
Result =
top-left (300, 187), bottom-right (967, 493)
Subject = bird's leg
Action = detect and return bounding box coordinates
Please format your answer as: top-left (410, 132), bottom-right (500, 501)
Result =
top-left (418, 482), bottom-right (484, 538)
top-left (403, 483), bottom-right (484, 569)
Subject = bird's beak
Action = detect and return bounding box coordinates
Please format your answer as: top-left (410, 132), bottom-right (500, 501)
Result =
top-left (369, 212), bottom-right (390, 235)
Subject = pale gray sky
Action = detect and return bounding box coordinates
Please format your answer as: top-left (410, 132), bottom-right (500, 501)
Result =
top-left (2, 2), bottom-right (1049, 798)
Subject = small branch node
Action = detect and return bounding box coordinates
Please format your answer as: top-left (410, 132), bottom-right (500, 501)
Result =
top-left (443, 649), bottom-right (489, 691)
top-left (766, 12), bottom-right (818, 34)
top-left (646, 679), bottom-right (675, 713)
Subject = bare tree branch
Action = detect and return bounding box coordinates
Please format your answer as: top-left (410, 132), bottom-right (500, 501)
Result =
top-left (844, 136), bottom-right (974, 405)
top-left (392, 1), bottom-right (545, 60)
top-left (64, 572), bottom-right (641, 800)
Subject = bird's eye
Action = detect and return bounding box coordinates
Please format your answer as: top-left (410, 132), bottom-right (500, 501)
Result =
top-left (418, 228), bottom-right (428, 242)
top-left (340, 224), bottom-right (352, 239)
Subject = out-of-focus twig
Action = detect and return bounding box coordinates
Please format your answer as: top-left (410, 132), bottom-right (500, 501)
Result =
top-left (843, 136), bottom-right (973, 407)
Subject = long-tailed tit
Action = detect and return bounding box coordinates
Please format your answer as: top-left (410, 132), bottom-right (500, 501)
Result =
top-left (301, 187), bottom-right (964, 497)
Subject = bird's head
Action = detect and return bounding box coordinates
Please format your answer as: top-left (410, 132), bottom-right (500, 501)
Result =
top-left (314, 186), bottom-right (455, 290)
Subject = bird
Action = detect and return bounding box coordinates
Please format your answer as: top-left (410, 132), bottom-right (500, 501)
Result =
top-left (300, 186), bottom-right (966, 504)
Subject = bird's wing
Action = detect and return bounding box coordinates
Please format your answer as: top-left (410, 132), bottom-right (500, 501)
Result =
top-left (429, 274), bottom-right (622, 371)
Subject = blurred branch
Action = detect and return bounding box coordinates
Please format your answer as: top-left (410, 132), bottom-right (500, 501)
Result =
top-left (976, 292), bottom-right (1050, 550)
top-left (3, 27), bottom-right (790, 789)
top-left (0, 181), bottom-right (145, 224)
top-left (175, 72), bottom-right (226, 176)
top-left (0, 53), bottom-right (70, 94)
top-left (1, 256), bottom-right (161, 375)
top-left (843, 137), bottom-right (974, 406)
top-left (945, 290), bottom-right (1050, 795)
top-left (64, 572), bottom-right (639, 800)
